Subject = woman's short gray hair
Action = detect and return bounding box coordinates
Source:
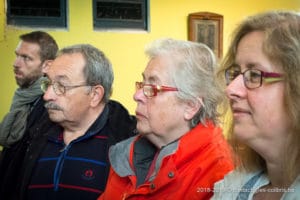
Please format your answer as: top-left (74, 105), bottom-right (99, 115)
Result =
top-left (145, 38), bottom-right (223, 127)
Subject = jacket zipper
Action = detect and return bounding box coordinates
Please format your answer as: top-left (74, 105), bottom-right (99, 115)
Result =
top-left (53, 144), bottom-right (70, 191)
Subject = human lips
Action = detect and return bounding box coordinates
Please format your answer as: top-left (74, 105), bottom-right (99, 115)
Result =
top-left (135, 111), bottom-right (146, 119)
top-left (14, 69), bottom-right (23, 78)
top-left (231, 106), bottom-right (251, 117)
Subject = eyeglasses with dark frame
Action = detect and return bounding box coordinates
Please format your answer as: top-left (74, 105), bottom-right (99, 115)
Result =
top-left (225, 65), bottom-right (284, 89)
top-left (135, 82), bottom-right (178, 98)
top-left (41, 79), bottom-right (90, 96)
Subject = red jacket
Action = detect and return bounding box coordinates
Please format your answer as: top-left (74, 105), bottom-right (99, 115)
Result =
top-left (98, 122), bottom-right (234, 200)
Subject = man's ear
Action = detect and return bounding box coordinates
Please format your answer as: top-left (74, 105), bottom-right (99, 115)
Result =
top-left (42, 60), bottom-right (53, 74)
top-left (90, 85), bottom-right (105, 107)
top-left (183, 97), bottom-right (203, 121)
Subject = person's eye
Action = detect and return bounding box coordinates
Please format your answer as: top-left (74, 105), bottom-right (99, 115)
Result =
top-left (232, 70), bottom-right (241, 79)
top-left (248, 70), bottom-right (261, 83)
top-left (227, 68), bottom-right (240, 81)
top-left (250, 71), bottom-right (261, 78)
top-left (144, 85), bottom-right (154, 96)
top-left (22, 55), bottom-right (31, 61)
top-left (56, 82), bottom-right (65, 91)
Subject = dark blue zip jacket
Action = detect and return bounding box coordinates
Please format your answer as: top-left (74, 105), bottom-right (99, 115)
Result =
top-left (0, 99), bottom-right (136, 200)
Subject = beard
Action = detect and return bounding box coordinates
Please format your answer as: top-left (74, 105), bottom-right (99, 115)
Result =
top-left (15, 67), bottom-right (43, 88)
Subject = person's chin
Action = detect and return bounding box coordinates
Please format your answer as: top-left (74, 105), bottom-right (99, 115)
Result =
top-left (48, 112), bottom-right (61, 122)
top-left (15, 78), bottom-right (24, 86)
top-left (234, 125), bottom-right (254, 142)
top-left (136, 123), bottom-right (148, 134)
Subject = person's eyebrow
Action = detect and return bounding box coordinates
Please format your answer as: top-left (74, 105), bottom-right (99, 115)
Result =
top-left (141, 73), bottom-right (160, 84)
top-left (47, 74), bottom-right (70, 83)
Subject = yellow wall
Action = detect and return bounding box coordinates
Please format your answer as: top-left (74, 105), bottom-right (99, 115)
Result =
top-left (1, 0), bottom-right (300, 120)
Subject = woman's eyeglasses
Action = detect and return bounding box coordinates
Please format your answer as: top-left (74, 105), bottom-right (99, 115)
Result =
top-left (135, 82), bottom-right (178, 98)
top-left (225, 66), bottom-right (284, 89)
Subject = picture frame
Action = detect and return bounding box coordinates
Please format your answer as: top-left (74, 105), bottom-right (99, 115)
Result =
top-left (188, 12), bottom-right (223, 58)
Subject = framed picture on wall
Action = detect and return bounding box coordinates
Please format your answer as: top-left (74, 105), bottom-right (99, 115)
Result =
top-left (188, 12), bottom-right (223, 58)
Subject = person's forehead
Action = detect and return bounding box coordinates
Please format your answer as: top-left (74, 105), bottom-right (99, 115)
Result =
top-left (48, 53), bottom-right (86, 81)
top-left (143, 56), bottom-right (173, 83)
top-left (16, 41), bottom-right (40, 55)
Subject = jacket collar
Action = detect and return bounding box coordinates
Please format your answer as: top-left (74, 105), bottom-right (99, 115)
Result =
top-left (47, 103), bottom-right (110, 141)
top-left (108, 135), bottom-right (180, 178)
top-left (109, 122), bottom-right (219, 179)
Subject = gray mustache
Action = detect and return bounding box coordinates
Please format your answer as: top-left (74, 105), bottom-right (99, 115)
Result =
top-left (44, 102), bottom-right (63, 110)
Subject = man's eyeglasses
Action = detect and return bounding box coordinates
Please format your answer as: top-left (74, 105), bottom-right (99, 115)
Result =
top-left (225, 66), bottom-right (284, 89)
top-left (41, 79), bottom-right (90, 95)
top-left (135, 82), bottom-right (178, 98)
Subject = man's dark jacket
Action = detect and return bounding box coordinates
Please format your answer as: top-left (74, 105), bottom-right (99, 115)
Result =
top-left (0, 98), bottom-right (137, 200)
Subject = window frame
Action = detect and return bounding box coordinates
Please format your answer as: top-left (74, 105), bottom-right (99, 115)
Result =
top-left (6, 0), bottom-right (67, 28)
top-left (93, 0), bottom-right (149, 31)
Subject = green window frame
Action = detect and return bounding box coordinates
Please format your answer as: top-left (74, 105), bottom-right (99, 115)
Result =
top-left (7, 0), bottom-right (67, 28)
top-left (93, 0), bottom-right (149, 30)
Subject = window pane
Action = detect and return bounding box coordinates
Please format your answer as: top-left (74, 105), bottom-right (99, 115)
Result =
top-left (97, 1), bottom-right (142, 20)
top-left (7, 0), bottom-right (67, 28)
top-left (93, 0), bottom-right (148, 30)
top-left (9, 0), bottom-right (61, 17)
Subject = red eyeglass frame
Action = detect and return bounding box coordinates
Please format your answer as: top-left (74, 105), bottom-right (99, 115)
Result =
top-left (135, 82), bottom-right (178, 97)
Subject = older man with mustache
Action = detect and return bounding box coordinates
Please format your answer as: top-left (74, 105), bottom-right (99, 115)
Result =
top-left (23, 44), bottom-right (137, 200)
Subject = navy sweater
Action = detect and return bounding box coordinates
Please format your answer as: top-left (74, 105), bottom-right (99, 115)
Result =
top-left (27, 106), bottom-right (110, 199)
top-left (0, 99), bottom-right (136, 200)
